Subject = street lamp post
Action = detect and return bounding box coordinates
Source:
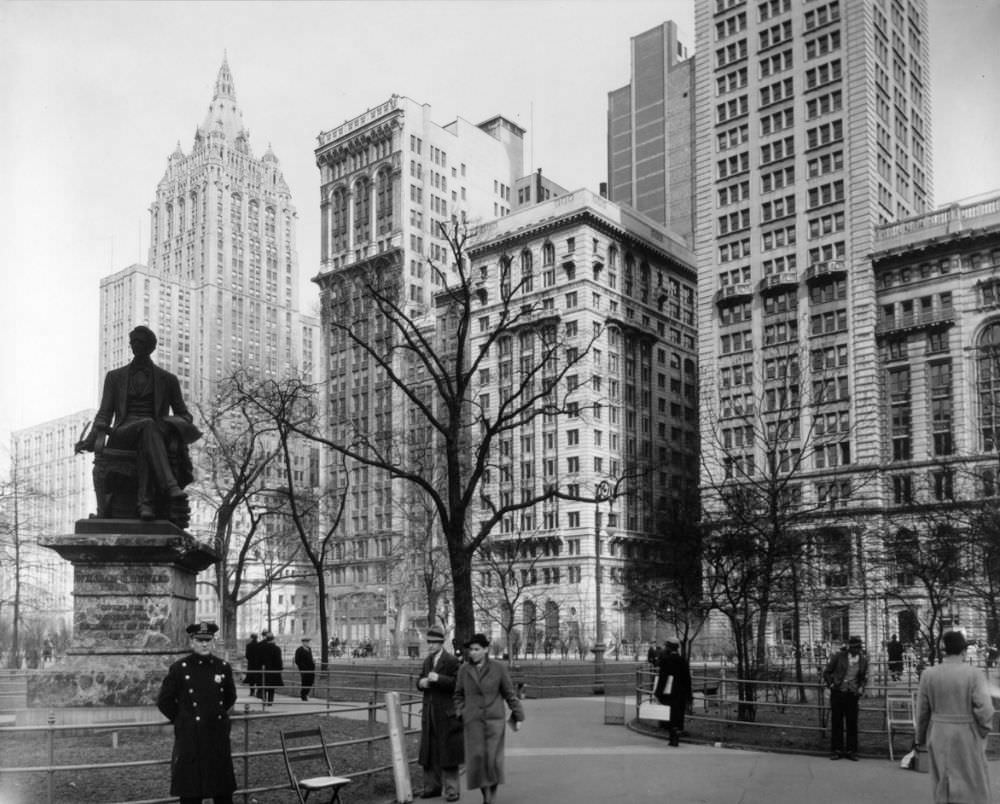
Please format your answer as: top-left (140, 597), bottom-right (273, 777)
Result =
top-left (592, 480), bottom-right (611, 694)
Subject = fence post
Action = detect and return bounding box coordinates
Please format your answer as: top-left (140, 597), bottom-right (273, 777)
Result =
top-left (242, 703), bottom-right (251, 804)
top-left (367, 695), bottom-right (377, 795)
top-left (47, 710), bottom-right (55, 804)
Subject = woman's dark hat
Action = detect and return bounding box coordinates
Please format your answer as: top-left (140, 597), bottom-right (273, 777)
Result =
top-left (464, 633), bottom-right (490, 648)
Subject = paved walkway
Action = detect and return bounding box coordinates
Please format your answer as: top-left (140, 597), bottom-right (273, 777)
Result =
top-left (238, 687), bottom-right (999, 803)
top-left (490, 697), bottom-right (996, 804)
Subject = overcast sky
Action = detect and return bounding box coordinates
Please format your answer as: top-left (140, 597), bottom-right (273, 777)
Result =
top-left (1, 0), bottom-right (998, 459)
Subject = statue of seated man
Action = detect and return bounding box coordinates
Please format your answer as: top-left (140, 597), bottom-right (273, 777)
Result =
top-left (76, 325), bottom-right (200, 521)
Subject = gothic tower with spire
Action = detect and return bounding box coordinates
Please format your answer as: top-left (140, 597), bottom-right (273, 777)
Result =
top-left (98, 57), bottom-right (318, 404)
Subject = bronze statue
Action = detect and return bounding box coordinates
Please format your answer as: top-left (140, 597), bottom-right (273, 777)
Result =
top-left (76, 325), bottom-right (201, 526)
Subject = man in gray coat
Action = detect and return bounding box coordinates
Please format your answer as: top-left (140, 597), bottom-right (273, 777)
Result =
top-left (417, 626), bottom-right (463, 801)
top-left (916, 630), bottom-right (995, 804)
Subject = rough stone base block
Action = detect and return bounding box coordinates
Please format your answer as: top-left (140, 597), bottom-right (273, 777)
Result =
top-left (35, 520), bottom-right (219, 709)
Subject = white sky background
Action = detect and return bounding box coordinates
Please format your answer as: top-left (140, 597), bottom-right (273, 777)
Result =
top-left (0, 0), bottom-right (998, 460)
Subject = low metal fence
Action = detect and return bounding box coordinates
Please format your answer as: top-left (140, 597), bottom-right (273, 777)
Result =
top-left (630, 666), bottom-right (1000, 758)
top-left (0, 668), bottom-right (423, 804)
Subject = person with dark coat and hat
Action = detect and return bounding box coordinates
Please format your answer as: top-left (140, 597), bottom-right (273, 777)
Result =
top-left (156, 622), bottom-right (237, 804)
top-left (294, 637), bottom-right (316, 701)
top-left (258, 630), bottom-right (284, 705)
top-left (454, 634), bottom-right (524, 804)
top-left (653, 636), bottom-right (693, 746)
top-left (416, 626), bottom-right (464, 801)
top-left (823, 635), bottom-right (869, 760)
top-left (244, 633), bottom-right (262, 698)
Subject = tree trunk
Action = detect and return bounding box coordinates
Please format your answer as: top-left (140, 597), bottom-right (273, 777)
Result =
top-left (448, 533), bottom-right (475, 647)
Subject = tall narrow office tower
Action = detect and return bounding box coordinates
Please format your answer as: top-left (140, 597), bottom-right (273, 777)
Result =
top-left (694, 0), bottom-right (932, 641)
top-left (313, 97), bottom-right (525, 643)
top-left (608, 21), bottom-right (696, 246)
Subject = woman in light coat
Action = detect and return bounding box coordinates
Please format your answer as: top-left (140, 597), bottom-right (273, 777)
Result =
top-left (916, 630), bottom-right (995, 804)
top-left (454, 634), bottom-right (525, 804)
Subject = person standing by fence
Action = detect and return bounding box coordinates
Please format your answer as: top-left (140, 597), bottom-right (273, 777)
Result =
top-left (244, 633), bottom-right (261, 699)
top-left (156, 622), bottom-right (237, 804)
top-left (886, 634), bottom-right (904, 682)
top-left (915, 630), bottom-right (995, 804)
top-left (294, 637), bottom-right (316, 701)
top-left (258, 630), bottom-right (284, 706)
top-left (823, 635), bottom-right (868, 761)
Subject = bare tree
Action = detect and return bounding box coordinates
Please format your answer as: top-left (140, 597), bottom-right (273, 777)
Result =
top-left (0, 450), bottom-right (56, 668)
top-left (229, 372), bottom-right (350, 668)
top-left (622, 494), bottom-right (706, 658)
top-left (261, 221), bottom-right (600, 645)
top-left (873, 493), bottom-right (972, 665)
top-left (473, 533), bottom-right (553, 659)
top-left (700, 340), bottom-right (876, 718)
top-left (189, 370), bottom-right (304, 646)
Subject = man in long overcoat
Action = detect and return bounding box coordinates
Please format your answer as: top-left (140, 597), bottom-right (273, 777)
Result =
top-left (258, 630), bottom-right (284, 705)
top-left (916, 630), bottom-right (995, 804)
top-left (654, 636), bottom-right (693, 746)
top-left (294, 637), bottom-right (316, 701)
top-left (244, 633), bottom-right (261, 698)
top-left (156, 622), bottom-right (237, 804)
top-left (454, 634), bottom-right (524, 804)
top-left (416, 626), bottom-right (463, 801)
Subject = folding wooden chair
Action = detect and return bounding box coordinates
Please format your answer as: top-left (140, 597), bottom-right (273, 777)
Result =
top-left (886, 693), bottom-right (916, 761)
top-left (279, 727), bottom-right (352, 804)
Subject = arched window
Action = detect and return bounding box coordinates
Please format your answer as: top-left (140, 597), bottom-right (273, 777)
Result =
top-left (376, 169), bottom-right (394, 234)
top-left (542, 242), bottom-right (555, 266)
top-left (165, 203), bottom-right (173, 239)
top-left (520, 249), bottom-right (533, 292)
top-left (977, 321), bottom-right (1000, 450)
top-left (353, 179), bottom-right (371, 244)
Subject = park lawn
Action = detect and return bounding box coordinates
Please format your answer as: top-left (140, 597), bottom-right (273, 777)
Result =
top-left (0, 710), bottom-right (418, 804)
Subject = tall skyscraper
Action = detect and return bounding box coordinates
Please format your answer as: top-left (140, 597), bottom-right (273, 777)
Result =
top-left (94, 58), bottom-right (320, 639)
top-left (607, 21), bottom-right (696, 245)
top-left (100, 58), bottom-right (319, 396)
top-left (312, 96), bottom-right (528, 646)
top-left (693, 0), bottom-right (933, 647)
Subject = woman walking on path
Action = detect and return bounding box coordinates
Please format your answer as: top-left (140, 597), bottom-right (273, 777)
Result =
top-left (454, 634), bottom-right (524, 804)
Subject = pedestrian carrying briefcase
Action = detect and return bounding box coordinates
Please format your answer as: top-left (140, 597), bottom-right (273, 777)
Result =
top-left (639, 672), bottom-right (673, 721)
top-left (638, 701), bottom-right (672, 721)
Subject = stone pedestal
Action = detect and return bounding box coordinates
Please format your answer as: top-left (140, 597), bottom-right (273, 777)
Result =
top-left (34, 520), bottom-right (219, 707)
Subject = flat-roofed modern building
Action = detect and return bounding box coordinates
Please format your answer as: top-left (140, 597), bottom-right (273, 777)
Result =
top-left (608, 20), bottom-right (695, 245)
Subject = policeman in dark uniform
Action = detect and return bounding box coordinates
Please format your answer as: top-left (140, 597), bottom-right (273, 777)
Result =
top-left (157, 621), bottom-right (238, 804)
